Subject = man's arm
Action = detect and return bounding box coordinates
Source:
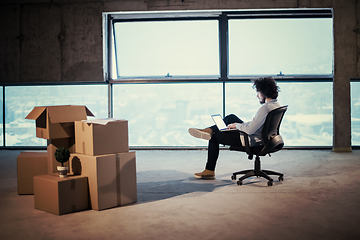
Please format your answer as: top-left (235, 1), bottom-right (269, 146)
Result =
top-left (232, 105), bottom-right (269, 135)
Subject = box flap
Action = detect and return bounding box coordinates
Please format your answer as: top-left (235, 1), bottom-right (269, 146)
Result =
top-left (81, 118), bottom-right (125, 125)
top-left (85, 107), bottom-right (95, 117)
top-left (47, 105), bottom-right (94, 123)
top-left (25, 107), bottom-right (47, 120)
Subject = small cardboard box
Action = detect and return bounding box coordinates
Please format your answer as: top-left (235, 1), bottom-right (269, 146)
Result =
top-left (70, 153), bottom-right (118, 211)
top-left (75, 118), bottom-right (129, 156)
top-left (69, 151), bottom-right (137, 210)
top-left (17, 151), bottom-right (48, 195)
top-left (47, 138), bottom-right (75, 174)
top-left (25, 105), bottom-right (94, 139)
top-left (34, 174), bottom-right (90, 215)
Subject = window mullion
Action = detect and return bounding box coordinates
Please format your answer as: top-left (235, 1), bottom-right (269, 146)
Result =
top-left (219, 13), bottom-right (228, 80)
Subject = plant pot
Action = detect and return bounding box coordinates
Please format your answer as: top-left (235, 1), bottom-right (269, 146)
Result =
top-left (57, 166), bottom-right (68, 178)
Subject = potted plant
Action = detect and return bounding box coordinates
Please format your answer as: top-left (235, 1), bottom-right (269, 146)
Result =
top-left (54, 147), bottom-right (70, 178)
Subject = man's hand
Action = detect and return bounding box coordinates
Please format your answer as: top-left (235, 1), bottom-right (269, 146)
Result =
top-left (227, 123), bottom-right (237, 130)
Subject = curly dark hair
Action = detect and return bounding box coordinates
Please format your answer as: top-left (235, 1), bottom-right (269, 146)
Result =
top-left (252, 77), bottom-right (280, 99)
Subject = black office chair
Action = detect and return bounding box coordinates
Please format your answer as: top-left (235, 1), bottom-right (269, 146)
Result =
top-left (230, 106), bottom-right (288, 186)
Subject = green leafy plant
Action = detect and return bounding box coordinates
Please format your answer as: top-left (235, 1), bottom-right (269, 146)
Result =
top-left (54, 147), bottom-right (70, 167)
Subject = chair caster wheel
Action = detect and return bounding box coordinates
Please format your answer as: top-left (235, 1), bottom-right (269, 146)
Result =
top-left (237, 180), bottom-right (242, 186)
top-left (231, 175), bottom-right (236, 180)
top-left (279, 176), bottom-right (284, 181)
top-left (267, 181), bottom-right (273, 186)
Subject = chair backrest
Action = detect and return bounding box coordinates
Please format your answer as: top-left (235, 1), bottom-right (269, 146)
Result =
top-left (259, 105), bottom-right (288, 154)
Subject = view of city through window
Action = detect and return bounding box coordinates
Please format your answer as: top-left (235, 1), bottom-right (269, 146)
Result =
top-left (2, 81), bottom-right (360, 147)
top-left (112, 82), bottom-right (334, 147)
top-left (2, 13), bottom-right (359, 147)
top-left (4, 85), bottom-right (107, 146)
top-left (351, 82), bottom-right (360, 145)
top-left (113, 83), bottom-right (223, 147)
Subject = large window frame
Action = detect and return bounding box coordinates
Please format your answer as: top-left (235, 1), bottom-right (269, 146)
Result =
top-left (104, 9), bottom-right (333, 82)
top-left (1, 8), bottom-right (349, 149)
top-left (102, 9), bottom-right (337, 149)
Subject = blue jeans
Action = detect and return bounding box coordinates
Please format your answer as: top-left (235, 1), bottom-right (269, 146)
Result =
top-left (206, 114), bottom-right (244, 171)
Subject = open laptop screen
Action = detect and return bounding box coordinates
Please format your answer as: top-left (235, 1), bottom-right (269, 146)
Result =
top-left (211, 114), bottom-right (227, 130)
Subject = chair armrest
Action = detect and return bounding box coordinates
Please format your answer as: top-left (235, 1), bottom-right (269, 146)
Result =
top-left (238, 130), bottom-right (253, 159)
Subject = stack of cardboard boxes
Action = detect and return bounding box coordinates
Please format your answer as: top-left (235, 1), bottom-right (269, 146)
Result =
top-left (70, 118), bottom-right (137, 211)
top-left (17, 105), bottom-right (137, 215)
top-left (17, 105), bottom-right (93, 196)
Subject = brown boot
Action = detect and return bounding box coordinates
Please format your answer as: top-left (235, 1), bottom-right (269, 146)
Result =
top-left (188, 128), bottom-right (213, 140)
top-left (194, 169), bottom-right (215, 179)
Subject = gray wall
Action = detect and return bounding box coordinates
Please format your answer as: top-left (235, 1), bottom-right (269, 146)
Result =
top-left (0, 0), bottom-right (356, 151)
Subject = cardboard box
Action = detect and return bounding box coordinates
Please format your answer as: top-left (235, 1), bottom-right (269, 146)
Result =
top-left (34, 174), bottom-right (90, 215)
top-left (25, 105), bottom-right (94, 139)
top-left (69, 151), bottom-right (137, 210)
top-left (75, 118), bottom-right (129, 156)
top-left (70, 153), bottom-right (118, 211)
top-left (17, 151), bottom-right (48, 195)
top-left (116, 151), bottom-right (137, 206)
top-left (47, 138), bottom-right (75, 174)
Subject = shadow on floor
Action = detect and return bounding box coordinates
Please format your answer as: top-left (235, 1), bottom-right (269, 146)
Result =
top-left (136, 170), bottom-right (233, 204)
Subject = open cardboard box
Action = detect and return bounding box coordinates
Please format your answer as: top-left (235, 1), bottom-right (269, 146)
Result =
top-left (25, 105), bottom-right (94, 139)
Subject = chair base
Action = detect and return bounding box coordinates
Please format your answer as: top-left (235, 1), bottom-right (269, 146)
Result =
top-left (231, 156), bottom-right (284, 186)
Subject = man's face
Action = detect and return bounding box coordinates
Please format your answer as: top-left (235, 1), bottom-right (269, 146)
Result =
top-left (257, 91), bottom-right (266, 104)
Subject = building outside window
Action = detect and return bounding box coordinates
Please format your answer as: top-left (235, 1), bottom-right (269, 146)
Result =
top-left (108, 9), bottom-right (334, 147)
top-left (1, 9), bottom-right (346, 148)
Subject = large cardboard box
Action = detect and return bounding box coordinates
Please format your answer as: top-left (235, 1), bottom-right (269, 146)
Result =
top-left (25, 105), bottom-right (94, 139)
top-left (70, 153), bottom-right (118, 211)
top-left (116, 151), bottom-right (137, 206)
top-left (34, 174), bottom-right (89, 215)
top-left (69, 151), bottom-right (137, 210)
top-left (75, 119), bottom-right (129, 156)
top-left (47, 138), bottom-right (75, 174)
top-left (17, 151), bottom-right (48, 195)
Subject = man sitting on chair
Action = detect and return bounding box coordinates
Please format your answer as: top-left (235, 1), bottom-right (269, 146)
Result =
top-left (188, 76), bottom-right (281, 179)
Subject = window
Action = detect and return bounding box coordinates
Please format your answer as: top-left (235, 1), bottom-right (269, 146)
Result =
top-left (113, 83), bottom-right (222, 146)
top-left (5, 85), bottom-right (107, 146)
top-left (276, 82), bottom-right (333, 146)
top-left (113, 20), bottom-right (219, 79)
top-left (109, 9), bottom-right (333, 81)
top-left (351, 82), bottom-right (360, 146)
top-left (225, 82), bottom-right (333, 146)
top-left (105, 9), bottom-right (335, 147)
top-left (228, 18), bottom-right (333, 76)
top-left (0, 9), bottom-right (338, 148)
top-left (0, 86), bottom-right (3, 146)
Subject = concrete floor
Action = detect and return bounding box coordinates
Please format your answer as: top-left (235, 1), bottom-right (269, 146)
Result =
top-left (0, 149), bottom-right (360, 240)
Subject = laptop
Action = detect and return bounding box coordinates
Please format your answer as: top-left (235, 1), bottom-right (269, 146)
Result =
top-left (211, 114), bottom-right (237, 132)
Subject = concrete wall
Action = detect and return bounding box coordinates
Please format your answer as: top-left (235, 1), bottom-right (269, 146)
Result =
top-left (333, 0), bottom-right (356, 152)
top-left (0, 0), bottom-right (356, 151)
top-left (0, 1), bottom-right (103, 82)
